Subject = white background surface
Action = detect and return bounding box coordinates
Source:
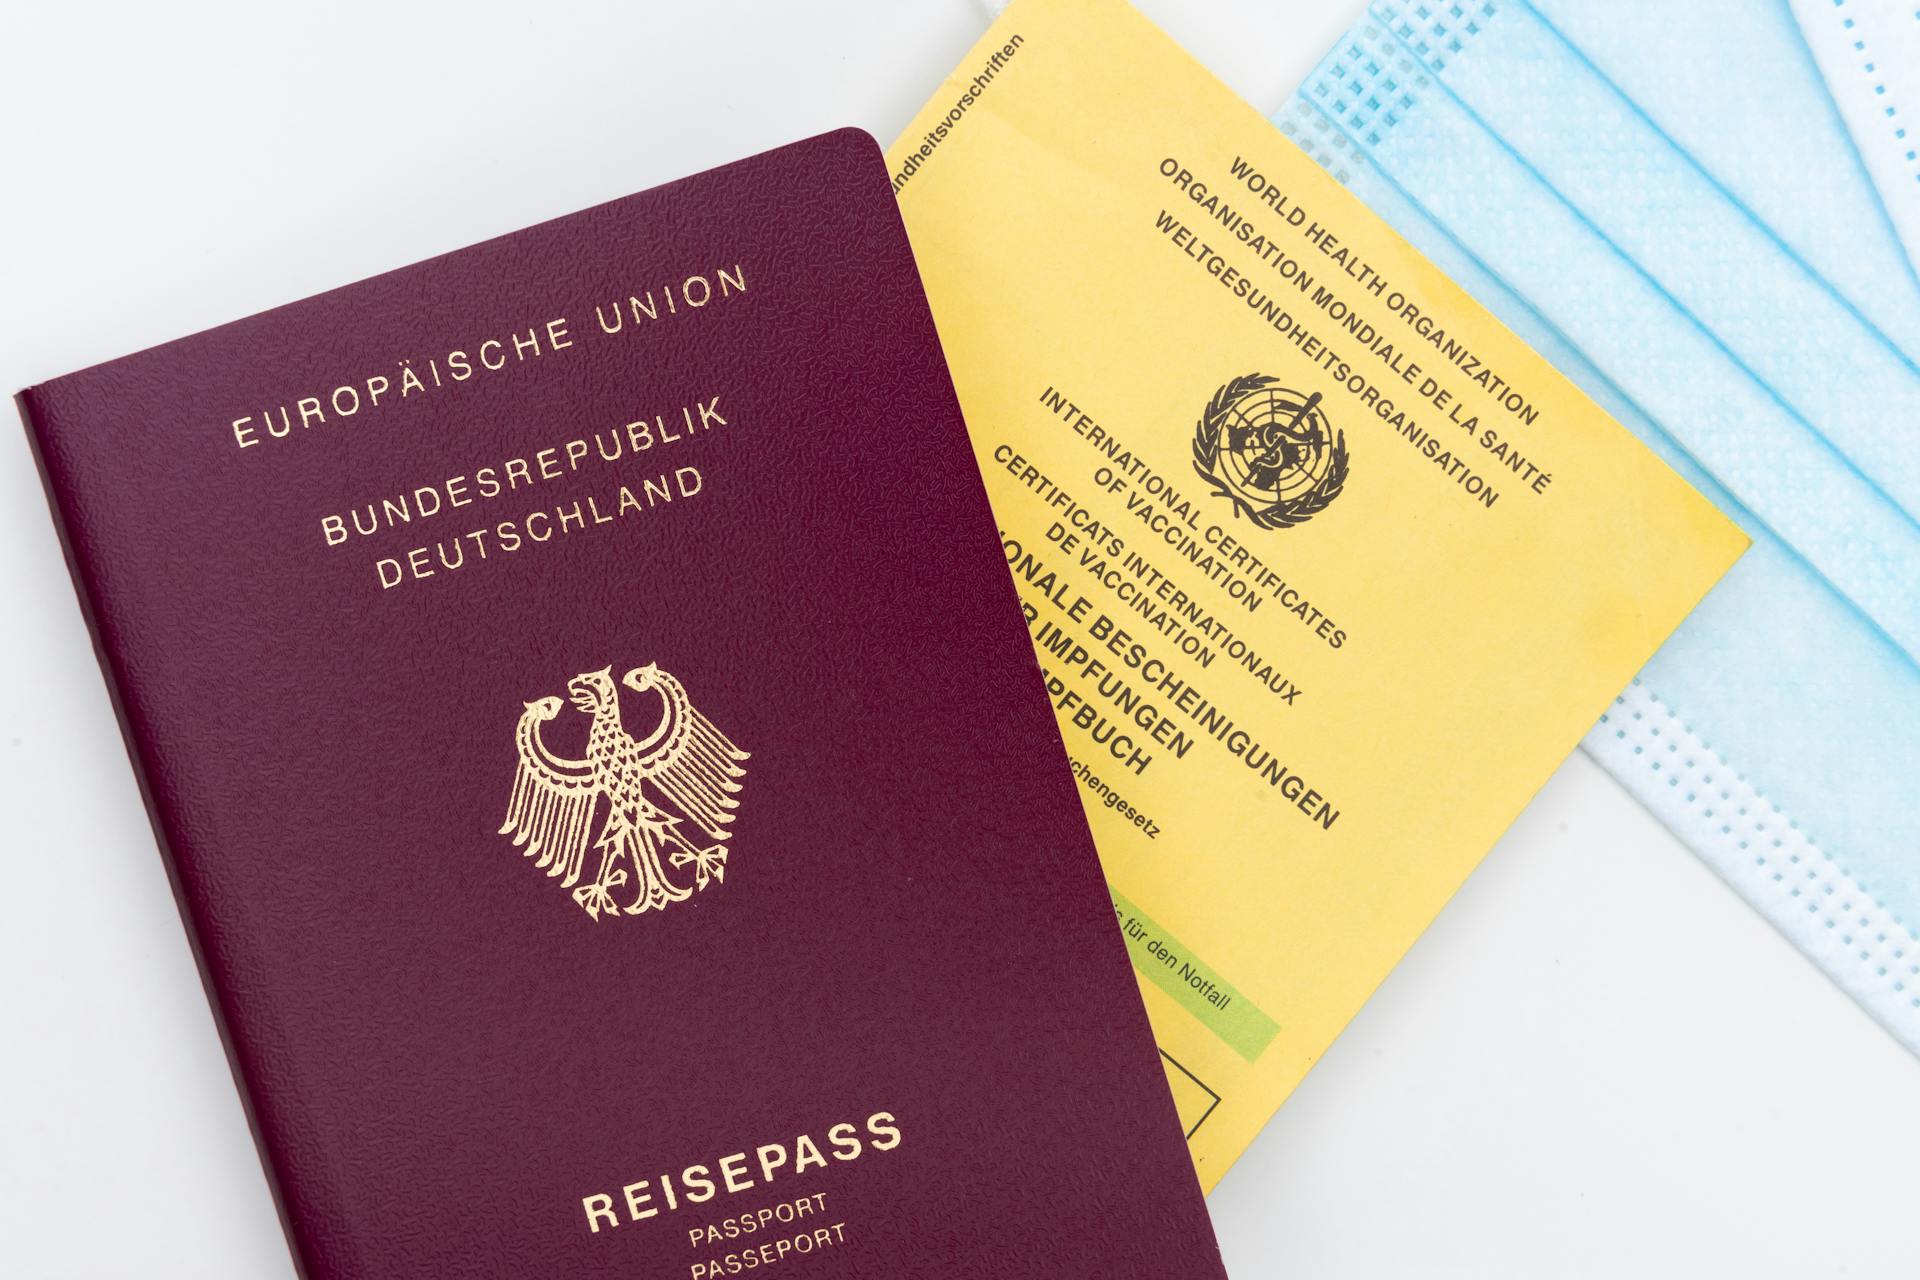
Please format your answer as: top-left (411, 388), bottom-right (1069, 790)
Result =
top-left (2, 1), bottom-right (1916, 1275)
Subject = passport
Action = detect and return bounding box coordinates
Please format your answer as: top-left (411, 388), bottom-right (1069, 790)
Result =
top-left (889, 0), bottom-right (1748, 1190)
top-left (19, 130), bottom-right (1224, 1278)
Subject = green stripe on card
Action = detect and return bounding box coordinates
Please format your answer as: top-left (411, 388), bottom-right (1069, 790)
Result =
top-left (1111, 887), bottom-right (1278, 1063)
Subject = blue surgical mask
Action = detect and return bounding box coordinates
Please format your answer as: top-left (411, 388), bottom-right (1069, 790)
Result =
top-left (1793, 0), bottom-right (1920, 282)
top-left (1280, 0), bottom-right (1920, 1051)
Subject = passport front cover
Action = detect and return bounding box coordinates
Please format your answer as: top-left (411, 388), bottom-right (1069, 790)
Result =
top-left (20, 130), bottom-right (1224, 1279)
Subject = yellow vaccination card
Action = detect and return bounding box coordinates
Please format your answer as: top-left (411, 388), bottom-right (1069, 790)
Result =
top-left (888, 0), bottom-right (1746, 1191)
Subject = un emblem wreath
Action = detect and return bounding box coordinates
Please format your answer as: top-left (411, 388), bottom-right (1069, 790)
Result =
top-left (1191, 373), bottom-right (1350, 530)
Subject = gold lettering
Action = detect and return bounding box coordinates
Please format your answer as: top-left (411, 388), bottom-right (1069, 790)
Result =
top-left (621, 1179), bottom-right (656, 1221)
top-left (756, 1143), bottom-right (789, 1183)
top-left (582, 1193), bottom-right (618, 1234)
top-left (718, 1152), bottom-right (753, 1194)
top-left (865, 1111), bottom-right (901, 1152)
top-left (826, 1123), bottom-right (860, 1162)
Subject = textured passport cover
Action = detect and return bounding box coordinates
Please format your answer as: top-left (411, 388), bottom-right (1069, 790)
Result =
top-left (19, 130), bottom-right (1224, 1279)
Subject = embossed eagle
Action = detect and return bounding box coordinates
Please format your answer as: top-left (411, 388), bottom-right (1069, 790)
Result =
top-left (500, 664), bottom-right (748, 920)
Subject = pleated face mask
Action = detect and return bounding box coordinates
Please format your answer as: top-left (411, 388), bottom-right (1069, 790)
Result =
top-left (1793, 0), bottom-right (1920, 281)
top-left (1279, 0), bottom-right (1920, 1051)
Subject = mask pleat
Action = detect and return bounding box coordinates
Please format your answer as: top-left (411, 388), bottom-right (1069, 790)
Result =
top-left (1283, 0), bottom-right (1920, 1053)
top-left (1299, 2), bottom-right (1920, 670)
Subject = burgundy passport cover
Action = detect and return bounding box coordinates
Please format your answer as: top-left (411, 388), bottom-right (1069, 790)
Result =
top-left (19, 130), bottom-right (1225, 1279)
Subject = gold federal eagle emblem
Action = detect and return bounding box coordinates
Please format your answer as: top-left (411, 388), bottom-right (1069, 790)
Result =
top-left (500, 663), bottom-right (748, 921)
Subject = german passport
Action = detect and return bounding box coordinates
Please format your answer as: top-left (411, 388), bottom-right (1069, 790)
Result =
top-left (19, 130), bottom-right (1225, 1278)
